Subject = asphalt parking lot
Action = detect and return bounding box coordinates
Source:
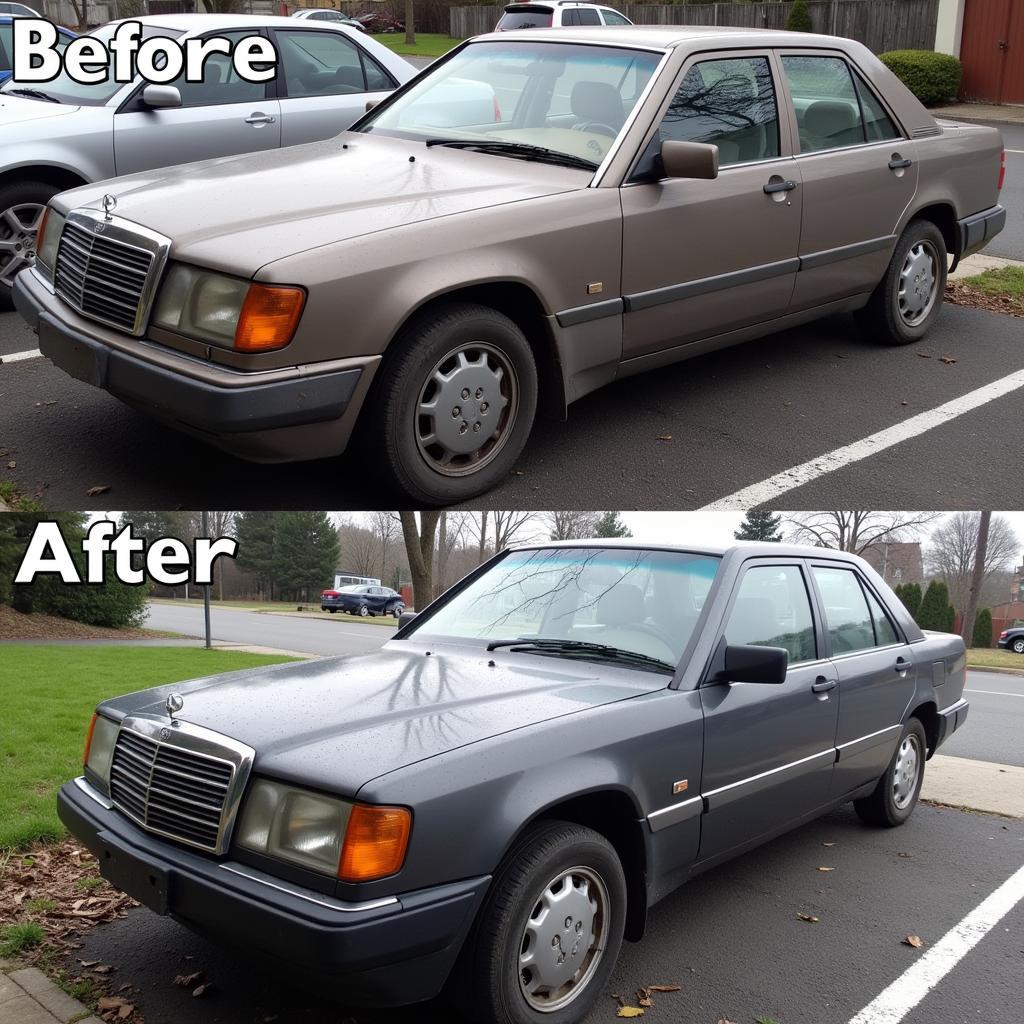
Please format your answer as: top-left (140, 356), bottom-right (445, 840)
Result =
top-left (2, 301), bottom-right (1024, 510)
top-left (67, 802), bottom-right (1023, 1024)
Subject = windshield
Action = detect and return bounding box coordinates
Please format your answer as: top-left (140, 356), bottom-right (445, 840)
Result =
top-left (406, 546), bottom-right (720, 669)
top-left (0, 23), bottom-right (184, 105)
top-left (496, 8), bottom-right (553, 30)
top-left (360, 40), bottom-right (661, 169)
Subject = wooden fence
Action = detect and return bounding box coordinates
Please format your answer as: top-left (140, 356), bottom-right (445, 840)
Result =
top-left (450, 0), bottom-right (939, 50)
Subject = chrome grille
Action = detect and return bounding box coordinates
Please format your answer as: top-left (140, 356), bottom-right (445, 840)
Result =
top-left (54, 219), bottom-right (155, 334)
top-left (110, 728), bottom-right (235, 852)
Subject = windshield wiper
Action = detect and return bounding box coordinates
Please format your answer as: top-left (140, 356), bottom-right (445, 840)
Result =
top-left (485, 637), bottom-right (675, 674)
top-left (425, 139), bottom-right (597, 171)
top-left (3, 87), bottom-right (59, 103)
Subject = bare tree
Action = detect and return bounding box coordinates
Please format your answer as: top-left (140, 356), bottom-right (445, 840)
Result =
top-left (960, 511), bottom-right (991, 647)
top-left (476, 511), bottom-right (489, 564)
top-left (435, 512), bottom-right (473, 595)
top-left (369, 511), bottom-right (400, 586)
top-left (336, 516), bottom-right (379, 577)
top-left (67, 0), bottom-right (89, 30)
top-left (400, 512), bottom-right (441, 610)
top-left (193, 511), bottom-right (236, 601)
top-left (928, 512), bottom-right (1020, 611)
top-left (545, 511), bottom-right (599, 540)
top-left (491, 511), bottom-right (539, 552)
top-left (784, 511), bottom-right (940, 555)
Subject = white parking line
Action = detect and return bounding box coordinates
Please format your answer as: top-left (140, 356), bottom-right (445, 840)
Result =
top-left (0, 348), bottom-right (41, 363)
top-left (847, 861), bottom-right (1024, 1024)
top-left (966, 688), bottom-right (1024, 698)
top-left (701, 368), bottom-right (1024, 510)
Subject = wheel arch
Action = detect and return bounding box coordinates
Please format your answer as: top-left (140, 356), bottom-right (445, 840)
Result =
top-left (0, 164), bottom-right (90, 196)
top-left (908, 700), bottom-right (939, 758)
top-left (906, 201), bottom-right (958, 259)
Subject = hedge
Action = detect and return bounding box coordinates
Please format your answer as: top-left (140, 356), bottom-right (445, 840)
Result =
top-left (880, 50), bottom-right (962, 106)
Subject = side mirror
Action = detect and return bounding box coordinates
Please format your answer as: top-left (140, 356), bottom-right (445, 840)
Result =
top-left (141, 84), bottom-right (182, 109)
top-left (712, 644), bottom-right (788, 685)
top-left (397, 611), bottom-right (418, 629)
top-left (661, 139), bottom-right (718, 180)
top-left (365, 98), bottom-right (379, 113)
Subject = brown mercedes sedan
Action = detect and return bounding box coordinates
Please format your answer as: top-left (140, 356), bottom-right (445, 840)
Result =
top-left (15, 26), bottom-right (1006, 504)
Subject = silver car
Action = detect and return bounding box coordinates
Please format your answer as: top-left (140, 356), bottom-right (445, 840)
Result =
top-left (0, 13), bottom-right (415, 300)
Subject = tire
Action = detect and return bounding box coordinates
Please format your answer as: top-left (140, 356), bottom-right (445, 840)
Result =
top-left (364, 302), bottom-right (538, 506)
top-left (327, 608), bottom-right (337, 614)
top-left (392, 604), bottom-right (405, 619)
top-left (456, 820), bottom-right (626, 1024)
top-left (358, 605), bottom-right (369, 617)
top-left (855, 219), bottom-right (947, 345)
top-left (1012, 638), bottom-right (1024, 655)
top-left (854, 718), bottom-right (927, 828)
top-left (0, 180), bottom-right (59, 310)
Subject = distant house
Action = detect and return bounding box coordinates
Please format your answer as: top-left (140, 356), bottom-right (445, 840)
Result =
top-left (333, 569), bottom-right (382, 589)
top-left (860, 542), bottom-right (924, 587)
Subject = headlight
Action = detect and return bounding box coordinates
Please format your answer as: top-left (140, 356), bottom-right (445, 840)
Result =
top-left (236, 779), bottom-right (411, 881)
top-left (83, 713), bottom-right (118, 789)
top-left (153, 263), bottom-right (304, 352)
top-left (35, 208), bottom-right (65, 279)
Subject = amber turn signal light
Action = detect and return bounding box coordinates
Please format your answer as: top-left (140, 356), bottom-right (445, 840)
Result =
top-left (337, 804), bottom-right (412, 882)
top-left (234, 284), bottom-right (305, 352)
top-left (36, 206), bottom-right (51, 250)
top-left (83, 712), bottom-right (98, 766)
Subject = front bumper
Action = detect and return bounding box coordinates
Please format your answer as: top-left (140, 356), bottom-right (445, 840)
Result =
top-left (13, 268), bottom-right (369, 442)
top-left (58, 779), bottom-right (489, 1006)
top-left (958, 205), bottom-right (1006, 261)
top-left (936, 698), bottom-right (969, 749)
top-left (996, 638), bottom-right (1020, 651)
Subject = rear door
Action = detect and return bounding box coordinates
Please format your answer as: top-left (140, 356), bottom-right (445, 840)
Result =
top-left (776, 50), bottom-right (917, 310)
top-left (808, 563), bottom-right (916, 797)
top-left (272, 28), bottom-right (399, 146)
top-left (697, 559), bottom-right (838, 864)
top-left (114, 31), bottom-right (281, 175)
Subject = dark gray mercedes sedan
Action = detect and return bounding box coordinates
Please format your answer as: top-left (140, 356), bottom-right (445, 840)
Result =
top-left (59, 541), bottom-right (969, 1023)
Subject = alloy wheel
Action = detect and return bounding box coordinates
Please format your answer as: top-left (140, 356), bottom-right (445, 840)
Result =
top-left (897, 240), bottom-right (939, 327)
top-left (892, 733), bottom-right (922, 810)
top-left (0, 202), bottom-right (46, 288)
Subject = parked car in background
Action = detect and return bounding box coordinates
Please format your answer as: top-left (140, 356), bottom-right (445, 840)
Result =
top-left (291, 8), bottom-right (368, 32)
top-left (59, 540), bottom-right (968, 1024)
top-left (997, 626), bottom-right (1024, 653)
top-left (0, 13), bottom-right (415, 301)
top-left (0, 15), bottom-right (75, 83)
top-left (496, 1), bottom-right (633, 30)
top-left (16, 27), bottom-right (1005, 503)
top-left (355, 9), bottom-right (404, 33)
top-left (0, 2), bottom-right (41, 15)
top-left (320, 584), bottom-right (405, 616)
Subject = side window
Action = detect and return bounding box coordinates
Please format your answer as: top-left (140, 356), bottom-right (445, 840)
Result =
top-left (278, 29), bottom-right (370, 97)
top-left (781, 54), bottom-right (866, 153)
top-left (865, 588), bottom-right (900, 646)
top-left (0, 24), bottom-right (11, 65)
top-left (724, 565), bottom-right (816, 663)
top-left (165, 31), bottom-right (266, 108)
top-left (603, 10), bottom-right (631, 24)
top-left (659, 55), bottom-right (780, 167)
top-left (576, 8), bottom-right (601, 25)
top-left (853, 69), bottom-right (901, 141)
top-left (363, 52), bottom-right (395, 91)
top-left (562, 10), bottom-right (579, 26)
top-left (812, 567), bottom-right (875, 654)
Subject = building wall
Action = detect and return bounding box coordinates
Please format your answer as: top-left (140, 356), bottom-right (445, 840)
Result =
top-left (934, 0), bottom-right (965, 54)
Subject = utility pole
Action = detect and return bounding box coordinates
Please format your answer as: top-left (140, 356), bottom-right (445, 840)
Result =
top-left (202, 510), bottom-right (212, 650)
top-left (961, 511), bottom-right (991, 647)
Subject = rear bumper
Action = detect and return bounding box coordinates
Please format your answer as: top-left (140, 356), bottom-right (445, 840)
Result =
top-left (958, 205), bottom-right (1006, 260)
top-left (58, 779), bottom-right (489, 1006)
top-left (936, 698), bottom-right (969, 749)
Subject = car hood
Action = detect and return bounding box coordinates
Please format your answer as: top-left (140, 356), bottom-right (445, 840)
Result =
top-left (55, 132), bottom-right (586, 277)
top-left (97, 643), bottom-right (666, 794)
top-left (0, 93), bottom-right (81, 125)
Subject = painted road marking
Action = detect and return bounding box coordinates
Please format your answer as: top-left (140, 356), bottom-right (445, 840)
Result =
top-left (702, 368), bottom-right (1024, 509)
top-left (966, 688), bottom-right (1024, 698)
top-left (0, 348), bottom-right (41, 363)
top-left (847, 861), bottom-right (1024, 1024)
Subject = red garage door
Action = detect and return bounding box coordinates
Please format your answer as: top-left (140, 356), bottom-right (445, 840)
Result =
top-left (961, 0), bottom-right (1024, 104)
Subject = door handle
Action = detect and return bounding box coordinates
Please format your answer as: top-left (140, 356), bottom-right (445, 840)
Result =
top-left (763, 179), bottom-right (797, 194)
top-left (811, 676), bottom-right (837, 694)
top-left (245, 113), bottom-right (276, 126)
top-left (895, 657), bottom-right (911, 674)
top-left (888, 157), bottom-right (912, 170)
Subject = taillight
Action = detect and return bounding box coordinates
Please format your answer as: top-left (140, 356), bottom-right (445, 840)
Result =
top-left (999, 630), bottom-right (1009, 638)
top-left (998, 150), bottom-right (1005, 191)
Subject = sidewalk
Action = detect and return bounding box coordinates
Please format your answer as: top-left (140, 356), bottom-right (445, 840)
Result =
top-left (921, 754), bottom-right (1024, 818)
top-left (948, 250), bottom-right (1024, 281)
top-left (0, 966), bottom-right (101, 1024)
top-left (932, 101), bottom-right (1024, 126)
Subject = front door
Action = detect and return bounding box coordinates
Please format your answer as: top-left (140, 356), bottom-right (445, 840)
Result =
top-left (114, 32), bottom-right (281, 176)
top-left (808, 563), bottom-right (917, 797)
top-left (777, 51), bottom-right (918, 310)
top-left (620, 51), bottom-right (802, 360)
top-left (698, 561), bottom-right (838, 864)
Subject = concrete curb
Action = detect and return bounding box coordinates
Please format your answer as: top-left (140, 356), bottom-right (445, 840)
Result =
top-left (948, 251), bottom-right (1024, 281)
top-left (967, 663), bottom-right (1024, 677)
top-left (922, 754), bottom-right (1024, 819)
top-left (933, 102), bottom-right (1024, 126)
top-left (0, 966), bottom-right (102, 1024)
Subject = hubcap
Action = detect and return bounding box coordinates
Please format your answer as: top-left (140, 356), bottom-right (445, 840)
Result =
top-left (1014, 640), bottom-right (1024, 654)
top-left (414, 343), bottom-right (518, 478)
top-left (0, 202), bottom-right (46, 288)
top-left (892, 734), bottom-right (921, 810)
top-left (518, 865), bottom-right (609, 1013)
top-left (897, 240), bottom-right (938, 327)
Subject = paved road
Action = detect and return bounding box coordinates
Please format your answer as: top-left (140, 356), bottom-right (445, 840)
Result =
top-left (144, 602), bottom-right (396, 656)
top-left (985, 121), bottom-right (1023, 261)
top-left (3, 302), bottom-right (1024, 509)
top-left (951, 669), bottom-right (1024, 767)
top-left (68, 803), bottom-right (1024, 1024)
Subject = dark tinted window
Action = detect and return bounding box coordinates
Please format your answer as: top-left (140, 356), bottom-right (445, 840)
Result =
top-left (562, 9), bottom-right (579, 25)
top-left (660, 55), bottom-right (780, 167)
top-left (725, 565), bottom-right (816, 663)
top-left (497, 7), bottom-right (553, 29)
top-left (576, 8), bottom-right (601, 25)
top-left (168, 31), bottom-right (267, 107)
top-left (812, 567), bottom-right (875, 654)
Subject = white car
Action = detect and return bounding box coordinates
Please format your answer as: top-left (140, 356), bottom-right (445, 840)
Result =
top-left (290, 8), bottom-right (367, 32)
top-left (495, 1), bottom-right (632, 30)
top-left (0, 3), bottom-right (40, 15)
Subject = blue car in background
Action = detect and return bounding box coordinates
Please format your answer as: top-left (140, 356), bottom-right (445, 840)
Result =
top-left (0, 16), bottom-right (76, 83)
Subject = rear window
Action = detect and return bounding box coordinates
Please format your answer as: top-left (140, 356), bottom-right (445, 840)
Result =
top-left (497, 6), bottom-right (553, 29)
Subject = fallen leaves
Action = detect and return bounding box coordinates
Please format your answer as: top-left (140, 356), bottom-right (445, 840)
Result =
top-left (86, 484), bottom-right (111, 497)
top-left (796, 912), bottom-right (819, 923)
top-left (612, 984), bottom-right (680, 1017)
top-left (938, 355), bottom-right (957, 365)
top-left (617, 1007), bottom-right (645, 1018)
top-left (174, 970), bottom-right (205, 988)
top-left (904, 934), bottom-right (924, 949)
top-left (946, 280), bottom-right (1024, 317)
top-left (822, 841), bottom-right (836, 848)
top-left (656, 435), bottom-right (672, 442)
top-left (817, 866), bottom-right (835, 872)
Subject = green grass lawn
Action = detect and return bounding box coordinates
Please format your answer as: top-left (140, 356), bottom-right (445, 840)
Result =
top-left (0, 646), bottom-right (297, 850)
top-left (966, 647), bottom-right (1024, 672)
top-left (150, 597), bottom-right (409, 624)
top-left (370, 32), bottom-right (455, 58)
top-left (961, 265), bottom-right (1024, 298)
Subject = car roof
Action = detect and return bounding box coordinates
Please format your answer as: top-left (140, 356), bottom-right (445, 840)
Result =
top-left (107, 13), bottom-right (356, 32)
top-left (478, 23), bottom-right (850, 51)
